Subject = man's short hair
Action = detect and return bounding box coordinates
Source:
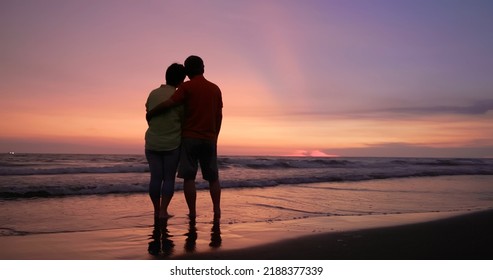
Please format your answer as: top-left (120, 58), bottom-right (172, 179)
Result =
top-left (184, 55), bottom-right (205, 76)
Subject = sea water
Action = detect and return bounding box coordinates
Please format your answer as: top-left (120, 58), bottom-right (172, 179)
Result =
top-left (1, 153), bottom-right (492, 197)
top-left (1, 153), bottom-right (492, 237)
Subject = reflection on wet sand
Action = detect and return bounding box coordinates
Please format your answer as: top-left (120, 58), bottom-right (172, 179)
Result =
top-left (210, 220), bottom-right (222, 248)
top-left (148, 218), bottom-right (175, 257)
top-left (184, 218), bottom-right (197, 253)
top-left (148, 217), bottom-right (222, 258)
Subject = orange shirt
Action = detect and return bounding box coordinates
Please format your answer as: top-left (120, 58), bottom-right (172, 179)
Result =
top-left (171, 75), bottom-right (223, 141)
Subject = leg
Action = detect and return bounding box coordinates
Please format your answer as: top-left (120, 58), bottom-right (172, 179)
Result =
top-left (183, 179), bottom-right (197, 218)
top-left (178, 138), bottom-right (200, 218)
top-left (159, 148), bottom-right (180, 219)
top-left (159, 195), bottom-right (173, 219)
top-left (209, 179), bottom-right (221, 220)
top-left (145, 150), bottom-right (165, 219)
top-left (151, 197), bottom-right (160, 219)
top-left (199, 140), bottom-right (221, 220)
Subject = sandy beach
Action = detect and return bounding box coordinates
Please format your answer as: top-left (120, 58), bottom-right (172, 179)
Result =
top-left (177, 209), bottom-right (493, 260)
top-left (1, 209), bottom-right (492, 260)
top-left (1, 174), bottom-right (493, 260)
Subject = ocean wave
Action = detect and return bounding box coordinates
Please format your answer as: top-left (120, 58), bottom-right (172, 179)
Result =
top-left (0, 228), bottom-right (30, 237)
top-left (1, 154), bottom-right (492, 198)
top-left (0, 157), bottom-right (356, 175)
top-left (227, 157), bottom-right (355, 170)
top-left (1, 169), bottom-right (492, 199)
top-left (2, 155), bottom-right (491, 176)
top-left (0, 165), bottom-right (149, 176)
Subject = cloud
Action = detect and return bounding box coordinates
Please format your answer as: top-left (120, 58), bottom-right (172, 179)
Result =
top-left (326, 142), bottom-right (493, 158)
top-left (285, 99), bottom-right (493, 120)
top-left (383, 99), bottom-right (493, 116)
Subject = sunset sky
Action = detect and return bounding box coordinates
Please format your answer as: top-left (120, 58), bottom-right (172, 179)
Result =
top-left (1, 0), bottom-right (493, 157)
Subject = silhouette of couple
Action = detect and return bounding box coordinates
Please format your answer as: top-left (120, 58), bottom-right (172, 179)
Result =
top-left (144, 55), bottom-right (223, 223)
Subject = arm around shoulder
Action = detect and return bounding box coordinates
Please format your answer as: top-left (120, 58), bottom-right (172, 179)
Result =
top-left (146, 98), bottom-right (176, 122)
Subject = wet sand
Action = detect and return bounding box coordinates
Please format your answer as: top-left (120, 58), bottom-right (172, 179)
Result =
top-left (1, 209), bottom-right (492, 260)
top-left (177, 209), bottom-right (493, 260)
top-left (2, 176), bottom-right (493, 260)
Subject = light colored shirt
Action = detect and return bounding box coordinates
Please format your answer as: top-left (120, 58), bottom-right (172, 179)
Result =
top-left (145, 85), bottom-right (183, 151)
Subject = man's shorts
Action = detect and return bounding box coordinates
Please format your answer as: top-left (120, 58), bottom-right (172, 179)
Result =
top-left (177, 138), bottom-right (219, 181)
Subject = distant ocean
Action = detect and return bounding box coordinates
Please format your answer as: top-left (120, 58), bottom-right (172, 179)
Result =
top-left (1, 153), bottom-right (493, 198)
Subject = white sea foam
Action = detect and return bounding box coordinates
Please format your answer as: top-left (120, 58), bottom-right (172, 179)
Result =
top-left (0, 154), bottom-right (492, 198)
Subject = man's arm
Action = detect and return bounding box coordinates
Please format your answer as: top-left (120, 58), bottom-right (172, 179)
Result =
top-left (146, 98), bottom-right (175, 122)
top-left (215, 107), bottom-right (223, 140)
top-left (216, 114), bottom-right (222, 136)
top-left (215, 91), bottom-right (223, 140)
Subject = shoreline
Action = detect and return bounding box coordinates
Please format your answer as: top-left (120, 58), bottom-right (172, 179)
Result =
top-left (175, 209), bottom-right (493, 260)
top-left (2, 174), bottom-right (493, 260)
top-left (1, 209), bottom-right (492, 260)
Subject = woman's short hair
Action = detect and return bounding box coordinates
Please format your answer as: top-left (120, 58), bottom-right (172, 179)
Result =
top-left (165, 63), bottom-right (186, 86)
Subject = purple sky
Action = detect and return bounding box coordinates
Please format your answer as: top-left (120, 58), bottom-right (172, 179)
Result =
top-left (1, 0), bottom-right (492, 157)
